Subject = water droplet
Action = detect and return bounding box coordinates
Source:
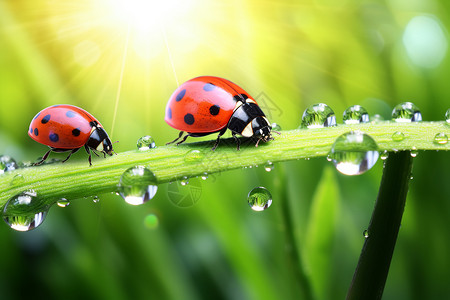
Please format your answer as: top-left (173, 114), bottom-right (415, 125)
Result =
top-left (247, 187), bottom-right (272, 211)
top-left (410, 147), bottom-right (418, 157)
top-left (180, 176), bottom-right (189, 186)
top-left (343, 105), bottom-right (369, 124)
top-left (445, 108), bottom-right (450, 124)
top-left (271, 123), bottom-right (282, 131)
top-left (57, 198), bottom-right (70, 208)
top-left (371, 114), bottom-right (384, 123)
top-left (264, 161), bottom-right (274, 172)
top-left (137, 135), bottom-right (156, 150)
top-left (10, 174), bottom-right (25, 186)
top-left (301, 103), bottom-right (337, 128)
top-left (0, 155), bottom-right (18, 174)
top-left (144, 214), bottom-right (159, 229)
top-left (392, 102), bottom-right (422, 122)
top-left (118, 166), bottom-right (158, 205)
top-left (201, 172), bottom-right (208, 180)
top-left (2, 190), bottom-right (50, 231)
top-left (326, 155), bottom-right (332, 162)
top-left (184, 150), bottom-right (203, 163)
top-left (329, 131), bottom-right (379, 176)
top-left (392, 131), bottom-right (405, 142)
top-left (380, 151), bottom-right (389, 160)
top-left (93, 196), bottom-right (100, 203)
top-left (363, 229), bottom-right (369, 238)
top-left (434, 132), bottom-right (448, 145)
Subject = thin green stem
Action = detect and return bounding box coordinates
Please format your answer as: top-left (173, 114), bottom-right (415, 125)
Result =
top-left (346, 151), bottom-right (414, 300)
top-left (1, 121), bottom-right (448, 208)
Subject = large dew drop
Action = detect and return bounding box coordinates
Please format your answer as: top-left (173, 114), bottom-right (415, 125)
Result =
top-left (392, 102), bottom-right (422, 122)
top-left (0, 155), bottom-right (18, 174)
top-left (2, 190), bottom-right (50, 231)
top-left (343, 105), bottom-right (370, 124)
top-left (247, 187), bottom-right (272, 211)
top-left (137, 136), bottom-right (156, 151)
top-left (301, 103), bottom-right (336, 128)
top-left (329, 131), bottom-right (379, 176)
top-left (118, 166), bottom-right (158, 205)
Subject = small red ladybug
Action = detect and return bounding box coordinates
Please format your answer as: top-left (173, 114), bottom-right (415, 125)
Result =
top-left (29, 104), bottom-right (114, 166)
top-left (165, 76), bottom-right (274, 150)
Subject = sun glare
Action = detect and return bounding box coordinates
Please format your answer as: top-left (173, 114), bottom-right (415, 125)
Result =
top-left (107, 0), bottom-right (194, 34)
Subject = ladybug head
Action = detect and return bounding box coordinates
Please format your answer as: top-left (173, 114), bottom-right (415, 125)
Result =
top-left (87, 124), bottom-right (114, 156)
top-left (251, 116), bottom-right (273, 146)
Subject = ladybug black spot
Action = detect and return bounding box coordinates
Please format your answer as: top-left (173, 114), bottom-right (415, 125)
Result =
top-left (209, 105), bottom-right (220, 116)
top-left (167, 107), bottom-right (172, 119)
top-left (203, 83), bottom-right (215, 91)
top-left (66, 110), bottom-right (76, 118)
top-left (49, 133), bottom-right (59, 142)
top-left (176, 89), bottom-right (186, 102)
top-left (41, 114), bottom-right (51, 124)
top-left (34, 128), bottom-right (39, 136)
top-left (72, 128), bottom-right (81, 137)
top-left (184, 113), bottom-right (195, 125)
top-left (233, 94), bottom-right (249, 102)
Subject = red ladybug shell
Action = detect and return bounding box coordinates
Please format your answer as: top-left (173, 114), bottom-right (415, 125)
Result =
top-left (29, 105), bottom-right (101, 149)
top-left (165, 76), bottom-right (257, 133)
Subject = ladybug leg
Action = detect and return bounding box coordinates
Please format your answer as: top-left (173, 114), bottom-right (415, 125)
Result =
top-left (211, 128), bottom-right (227, 151)
top-left (84, 144), bottom-right (93, 166)
top-left (33, 148), bottom-right (53, 166)
top-left (166, 131), bottom-right (185, 145)
top-left (62, 148), bottom-right (80, 163)
top-left (232, 132), bottom-right (241, 151)
top-left (176, 133), bottom-right (190, 146)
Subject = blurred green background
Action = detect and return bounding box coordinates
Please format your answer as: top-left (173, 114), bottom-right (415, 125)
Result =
top-left (0, 0), bottom-right (449, 299)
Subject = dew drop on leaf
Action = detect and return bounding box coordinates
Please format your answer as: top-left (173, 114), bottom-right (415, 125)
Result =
top-left (300, 103), bottom-right (336, 128)
top-left (392, 102), bottom-right (422, 122)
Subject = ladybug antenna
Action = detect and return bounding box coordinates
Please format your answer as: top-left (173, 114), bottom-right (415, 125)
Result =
top-left (272, 130), bottom-right (281, 135)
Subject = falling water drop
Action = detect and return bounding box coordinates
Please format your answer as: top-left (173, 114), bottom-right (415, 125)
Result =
top-left (247, 187), bottom-right (272, 211)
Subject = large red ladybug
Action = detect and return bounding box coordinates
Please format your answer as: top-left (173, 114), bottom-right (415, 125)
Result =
top-left (28, 104), bottom-right (114, 166)
top-left (165, 76), bottom-right (273, 150)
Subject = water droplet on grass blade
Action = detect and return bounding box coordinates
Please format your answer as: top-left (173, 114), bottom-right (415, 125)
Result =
top-left (247, 187), bottom-right (272, 211)
top-left (363, 229), bottom-right (369, 238)
top-left (445, 109), bottom-right (450, 124)
top-left (301, 103), bottom-right (336, 128)
top-left (0, 155), bottom-right (18, 174)
top-left (434, 132), bottom-right (448, 144)
top-left (380, 151), bottom-right (389, 160)
top-left (343, 105), bottom-right (369, 124)
top-left (271, 123), bottom-right (282, 131)
top-left (330, 131), bottom-right (379, 176)
top-left (392, 131), bottom-right (405, 142)
top-left (137, 135), bottom-right (156, 150)
top-left (392, 102), bottom-right (422, 122)
top-left (264, 161), bottom-right (274, 172)
top-left (57, 198), bottom-right (70, 207)
top-left (180, 176), bottom-right (189, 186)
top-left (201, 172), bottom-right (208, 180)
top-left (10, 174), bottom-right (25, 186)
top-left (2, 190), bottom-right (50, 231)
top-left (93, 196), bottom-right (100, 203)
top-left (118, 166), bottom-right (158, 205)
top-left (184, 150), bottom-right (203, 163)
